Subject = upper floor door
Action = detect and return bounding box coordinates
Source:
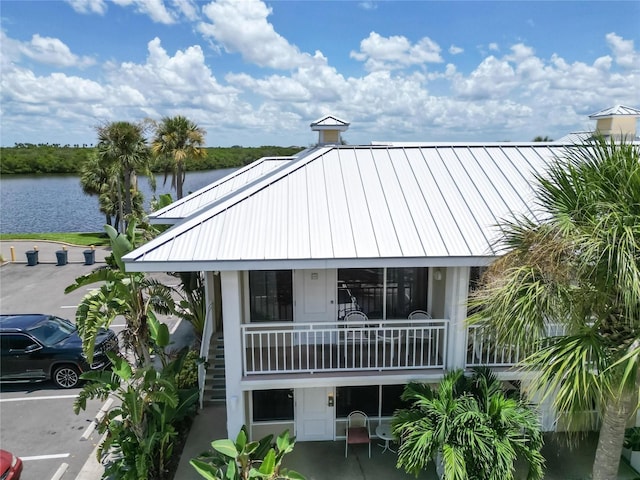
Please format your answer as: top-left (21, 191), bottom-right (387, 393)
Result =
top-left (294, 269), bottom-right (337, 324)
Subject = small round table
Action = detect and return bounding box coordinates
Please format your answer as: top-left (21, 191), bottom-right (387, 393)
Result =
top-left (375, 422), bottom-right (395, 454)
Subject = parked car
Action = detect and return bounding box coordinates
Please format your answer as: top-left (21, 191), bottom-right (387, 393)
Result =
top-left (0, 449), bottom-right (22, 479)
top-left (0, 314), bottom-right (118, 389)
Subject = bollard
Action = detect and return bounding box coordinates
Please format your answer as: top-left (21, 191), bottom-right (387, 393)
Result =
top-left (10, 246), bottom-right (15, 262)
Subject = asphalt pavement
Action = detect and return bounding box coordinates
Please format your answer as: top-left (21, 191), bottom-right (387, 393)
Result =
top-left (0, 239), bottom-right (197, 480)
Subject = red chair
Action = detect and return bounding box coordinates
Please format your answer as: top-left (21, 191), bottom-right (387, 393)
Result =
top-left (345, 410), bottom-right (371, 458)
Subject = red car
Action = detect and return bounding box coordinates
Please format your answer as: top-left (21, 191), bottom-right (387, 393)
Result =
top-left (0, 449), bottom-right (22, 480)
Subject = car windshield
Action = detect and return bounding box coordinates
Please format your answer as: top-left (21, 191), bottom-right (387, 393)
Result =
top-left (28, 316), bottom-right (76, 346)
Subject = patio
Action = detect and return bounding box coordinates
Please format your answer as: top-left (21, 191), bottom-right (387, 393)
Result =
top-left (175, 404), bottom-right (640, 480)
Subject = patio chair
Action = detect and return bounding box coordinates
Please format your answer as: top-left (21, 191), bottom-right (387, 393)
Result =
top-left (345, 410), bottom-right (371, 458)
top-left (408, 309), bottom-right (432, 320)
top-left (342, 310), bottom-right (369, 342)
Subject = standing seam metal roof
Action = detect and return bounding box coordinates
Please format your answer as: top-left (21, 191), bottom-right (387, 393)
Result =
top-left (124, 143), bottom-right (561, 270)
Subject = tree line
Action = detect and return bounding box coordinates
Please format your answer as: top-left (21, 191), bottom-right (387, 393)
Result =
top-left (0, 143), bottom-right (304, 175)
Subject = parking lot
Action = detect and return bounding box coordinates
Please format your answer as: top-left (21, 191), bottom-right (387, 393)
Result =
top-left (0, 241), bottom-right (187, 479)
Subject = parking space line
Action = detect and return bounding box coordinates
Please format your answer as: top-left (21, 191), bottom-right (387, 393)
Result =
top-left (81, 398), bottom-right (114, 440)
top-left (170, 318), bottom-right (182, 334)
top-left (0, 394), bottom-right (77, 402)
top-left (60, 305), bottom-right (78, 309)
top-left (51, 462), bottom-right (69, 480)
top-left (21, 453), bottom-right (70, 461)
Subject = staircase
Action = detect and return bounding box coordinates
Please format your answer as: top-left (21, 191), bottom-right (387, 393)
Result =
top-left (203, 332), bottom-right (226, 404)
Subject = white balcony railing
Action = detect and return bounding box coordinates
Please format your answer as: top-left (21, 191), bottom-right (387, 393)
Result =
top-left (466, 323), bottom-right (566, 368)
top-left (241, 319), bottom-right (448, 375)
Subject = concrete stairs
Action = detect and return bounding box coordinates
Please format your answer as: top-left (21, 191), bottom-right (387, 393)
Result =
top-left (203, 332), bottom-right (226, 405)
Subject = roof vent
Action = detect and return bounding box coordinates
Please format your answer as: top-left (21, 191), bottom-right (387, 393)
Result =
top-left (589, 105), bottom-right (640, 139)
top-left (310, 115), bottom-right (350, 146)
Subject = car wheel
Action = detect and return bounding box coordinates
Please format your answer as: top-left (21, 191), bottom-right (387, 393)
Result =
top-left (53, 365), bottom-right (80, 388)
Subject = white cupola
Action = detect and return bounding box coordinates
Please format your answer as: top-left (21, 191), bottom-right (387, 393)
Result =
top-left (589, 105), bottom-right (640, 139)
top-left (310, 115), bottom-right (350, 146)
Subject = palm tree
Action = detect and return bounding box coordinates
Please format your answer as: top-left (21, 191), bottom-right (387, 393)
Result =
top-left (96, 121), bottom-right (151, 232)
top-left (392, 368), bottom-right (544, 479)
top-left (150, 115), bottom-right (206, 199)
top-left (79, 153), bottom-right (120, 227)
top-left (469, 136), bottom-right (640, 480)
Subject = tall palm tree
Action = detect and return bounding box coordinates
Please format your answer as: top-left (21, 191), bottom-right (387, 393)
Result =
top-left (80, 154), bottom-right (118, 226)
top-left (96, 121), bottom-right (151, 232)
top-left (469, 136), bottom-right (640, 480)
top-left (150, 115), bottom-right (206, 199)
top-left (392, 368), bottom-right (544, 479)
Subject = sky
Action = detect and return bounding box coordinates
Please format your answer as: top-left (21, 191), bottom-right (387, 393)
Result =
top-left (1, 1), bottom-right (639, 148)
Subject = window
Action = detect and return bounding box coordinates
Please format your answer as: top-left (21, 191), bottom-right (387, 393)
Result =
top-left (252, 389), bottom-right (294, 422)
top-left (0, 334), bottom-right (39, 352)
top-left (336, 385), bottom-right (378, 417)
top-left (338, 268), bottom-right (428, 320)
top-left (386, 268), bottom-right (428, 318)
top-left (336, 384), bottom-right (412, 418)
top-left (249, 270), bottom-right (293, 322)
top-left (381, 385), bottom-right (411, 416)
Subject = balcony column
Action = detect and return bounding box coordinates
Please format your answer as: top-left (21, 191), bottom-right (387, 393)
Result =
top-left (444, 267), bottom-right (470, 370)
top-left (221, 270), bottom-right (245, 439)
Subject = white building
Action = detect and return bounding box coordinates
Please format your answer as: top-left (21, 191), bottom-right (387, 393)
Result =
top-left (124, 107), bottom-right (640, 442)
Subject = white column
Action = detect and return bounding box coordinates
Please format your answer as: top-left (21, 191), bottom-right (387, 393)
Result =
top-left (444, 267), bottom-right (470, 370)
top-left (221, 270), bottom-right (245, 439)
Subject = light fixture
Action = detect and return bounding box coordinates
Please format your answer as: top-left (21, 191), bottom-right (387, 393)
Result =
top-left (434, 269), bottom-right (442, 281)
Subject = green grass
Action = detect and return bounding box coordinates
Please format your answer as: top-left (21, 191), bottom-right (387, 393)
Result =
top-left (0, 232), bottom-right (109, 246)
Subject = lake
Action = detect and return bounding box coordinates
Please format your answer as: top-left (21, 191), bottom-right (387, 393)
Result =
top-left (0, 168), bottom-right (237, 233)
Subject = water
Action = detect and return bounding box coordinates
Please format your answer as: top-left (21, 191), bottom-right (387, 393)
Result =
top-left (0, 169), bottom-right (237, 233)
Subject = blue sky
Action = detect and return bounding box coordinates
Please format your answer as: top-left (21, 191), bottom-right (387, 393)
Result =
top-left (1, 1), bottom-right (639, 147)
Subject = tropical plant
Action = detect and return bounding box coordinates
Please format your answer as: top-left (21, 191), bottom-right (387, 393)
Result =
top-left (75, 350), bottom-right (199, 480)
top-left (150, 115), bottom-right (206, 199)
top-left (172, 270), bottom-right (207, 342)
top-left (65, 221), bottom-right (175, 367)
top-left (468, 136), bottom-right (640, 480)
top-left (392, 368), bottom-right (544, 480)
top-left (624, 427), bottom-right (640, 451)
top-left (190, 427), bottom-right (305, 480)
top-left (96, 121), bottom-right (153, 232)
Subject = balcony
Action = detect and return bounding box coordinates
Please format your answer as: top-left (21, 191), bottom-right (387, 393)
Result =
top-left (241, 319), bottom-right (448, 376)
top-left (465, 323), bottom-right (566, 368)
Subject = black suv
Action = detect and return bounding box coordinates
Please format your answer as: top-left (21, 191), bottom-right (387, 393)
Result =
top-left (0, 314), bottom-right (118, 389)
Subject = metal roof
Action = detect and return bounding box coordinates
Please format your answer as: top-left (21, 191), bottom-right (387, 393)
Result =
top-left (149, 156), bottom-right (295, 224)
top-left (310, 115), bottom-right (350, 130)
top-left (125, 143), bottom-right (563, 272)
top-left (588, 105), bottom-right (640, 118)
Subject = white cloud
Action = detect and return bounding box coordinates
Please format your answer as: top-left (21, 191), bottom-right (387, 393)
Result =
top-left (1, 32), bottom-right (95, 68)
top-left (112, 0), bottom-right (176, 24)
top-left (358, 1), bottom-right (378, 10)
top-left (351, 32), bottom-right (443, 71)
top-left (65, 0), bottom-right (107, 14)
top-left (171, 0), bottom-right (199, 21)
top-left (449, 45), bottom-right (463, 55)
top-left (606, 32), bottom-right (640, 70)
top-left (198, 0), bottom-right (316, 70)
top-left (489, 43), bottom-right (499, 51)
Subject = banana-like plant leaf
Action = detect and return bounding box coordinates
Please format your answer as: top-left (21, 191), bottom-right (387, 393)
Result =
top-left (211, 439), bottom-right (238, 458)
